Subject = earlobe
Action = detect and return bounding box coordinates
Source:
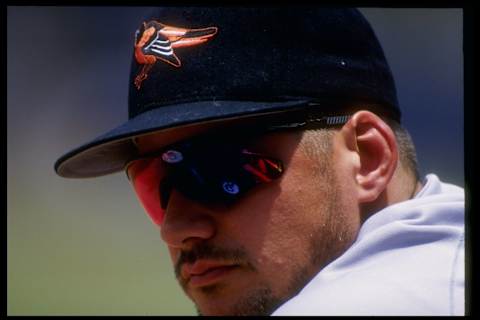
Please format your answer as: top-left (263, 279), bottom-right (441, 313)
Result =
top-left (345, 111), bottom-right (398, 204)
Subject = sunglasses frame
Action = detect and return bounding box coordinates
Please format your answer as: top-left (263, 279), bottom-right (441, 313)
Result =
top-left (125, 112), bottom-right (352, 178)
top-left (124, 109), bottom-right (352, 225)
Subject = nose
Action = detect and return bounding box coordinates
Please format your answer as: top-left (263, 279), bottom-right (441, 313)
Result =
top-left (160, 189), bottom-right (216, 248)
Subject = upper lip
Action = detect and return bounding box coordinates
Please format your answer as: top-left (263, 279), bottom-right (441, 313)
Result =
top-left (181, 260), bottom-right (237, 281)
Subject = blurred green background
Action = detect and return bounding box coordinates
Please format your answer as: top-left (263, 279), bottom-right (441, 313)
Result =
top-left (7, 7), bottom-right (463, 316)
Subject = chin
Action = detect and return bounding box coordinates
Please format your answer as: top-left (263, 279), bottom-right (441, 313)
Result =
top-left (194, 301), bottom-right (234, 316)
top-left (192, 285), bottom-right (283, 316)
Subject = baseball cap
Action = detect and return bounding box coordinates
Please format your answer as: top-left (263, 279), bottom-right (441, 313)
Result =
top-left (54, 7), bottom-right (400, 178)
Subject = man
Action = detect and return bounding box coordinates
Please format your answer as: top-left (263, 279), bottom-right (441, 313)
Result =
top-left (54, 8), bottom-right (464, 316)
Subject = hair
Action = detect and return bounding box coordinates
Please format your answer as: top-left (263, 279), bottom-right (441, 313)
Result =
top-left (298, 114), bottom-right (420, 181)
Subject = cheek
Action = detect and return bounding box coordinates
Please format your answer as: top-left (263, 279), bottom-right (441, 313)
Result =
top-left (276, 154), bottom-right (333, 220)
top-left (219, 179), bottom-right (313, 271)
top-left (233, 155), bottom-right (331, 274)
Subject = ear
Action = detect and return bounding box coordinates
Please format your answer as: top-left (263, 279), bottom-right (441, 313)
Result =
top-left (341, 110), bottom-right (398, 204)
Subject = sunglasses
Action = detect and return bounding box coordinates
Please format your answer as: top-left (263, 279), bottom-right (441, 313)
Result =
top-left (126, 113), bottom-right (351, 226)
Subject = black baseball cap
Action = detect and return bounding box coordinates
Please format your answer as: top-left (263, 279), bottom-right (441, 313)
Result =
top-left (54, 7), bottom-right (400, 178)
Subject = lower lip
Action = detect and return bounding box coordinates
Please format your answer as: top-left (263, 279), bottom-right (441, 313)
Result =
top-left (189, 265), bottom-right (238, 288)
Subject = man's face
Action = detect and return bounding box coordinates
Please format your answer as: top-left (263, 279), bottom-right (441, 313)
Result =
top-left (135, 127), bottom-right (361, 315)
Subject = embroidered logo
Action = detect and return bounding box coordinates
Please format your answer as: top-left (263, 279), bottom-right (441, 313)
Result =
top-left (133, 21), bottom-right (218, 89)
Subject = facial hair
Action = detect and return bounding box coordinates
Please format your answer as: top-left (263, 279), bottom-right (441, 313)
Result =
top-left (174, 243), bottom-right (282, 315)
top-left (173, 156), bottom-right (354, 315)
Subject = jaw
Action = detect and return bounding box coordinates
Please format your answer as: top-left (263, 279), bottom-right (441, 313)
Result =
top-left (189, 284), bottom-right (281, 316)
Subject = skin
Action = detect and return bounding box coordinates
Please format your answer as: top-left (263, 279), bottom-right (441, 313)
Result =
top-left (132, 110), bottom-right (422, 315)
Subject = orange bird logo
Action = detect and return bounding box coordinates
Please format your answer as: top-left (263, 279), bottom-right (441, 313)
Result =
top-left (133, 21), bottom-right (218, 89)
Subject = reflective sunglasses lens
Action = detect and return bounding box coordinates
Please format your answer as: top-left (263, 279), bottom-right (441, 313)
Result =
top-left (127, 148), bottom-right (284, 227)
top-left (128, 157), bottom-right (167, 226)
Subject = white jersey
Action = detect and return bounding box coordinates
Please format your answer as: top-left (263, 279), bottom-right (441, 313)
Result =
top-left (272, 174), bottom-right (465, 316)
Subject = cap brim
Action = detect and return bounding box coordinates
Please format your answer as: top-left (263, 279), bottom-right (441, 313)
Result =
top-left (54, 99), bottom-right (312, 178)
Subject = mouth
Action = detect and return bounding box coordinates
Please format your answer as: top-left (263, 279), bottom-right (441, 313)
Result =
top-left (182, 260), bottom-right (239, 288)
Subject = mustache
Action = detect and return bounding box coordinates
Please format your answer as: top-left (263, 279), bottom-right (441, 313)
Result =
top-left (174, 242), bottom-right (255, 280)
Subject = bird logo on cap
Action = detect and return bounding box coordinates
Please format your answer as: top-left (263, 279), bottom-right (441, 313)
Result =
top-left (133, 20), bottom-right (218, 89)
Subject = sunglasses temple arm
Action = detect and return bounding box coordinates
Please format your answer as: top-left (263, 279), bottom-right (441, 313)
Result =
top-left (268, 115), bottom-right (352, 130)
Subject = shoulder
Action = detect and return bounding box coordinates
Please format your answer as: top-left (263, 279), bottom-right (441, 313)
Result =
top-left (272, 174), bottom-right (465, 316)
top-left (272, 239), bottom-right (465, 315)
